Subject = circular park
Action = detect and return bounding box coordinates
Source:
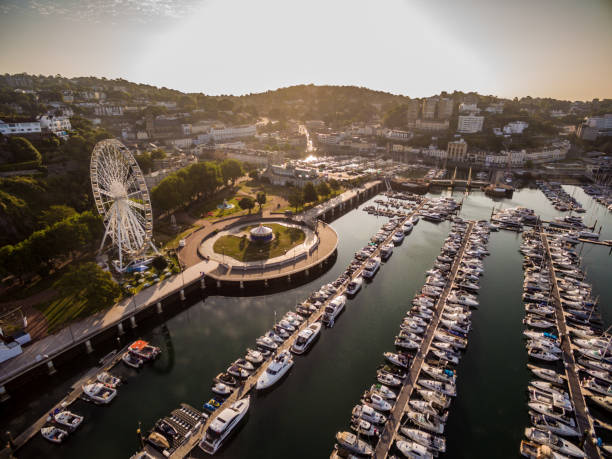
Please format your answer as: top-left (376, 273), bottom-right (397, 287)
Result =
top-left (198, 219), bottom-right (338, 285)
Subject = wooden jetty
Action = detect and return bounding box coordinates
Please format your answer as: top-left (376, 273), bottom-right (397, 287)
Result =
top-left (373, 221), bottom-right (475, 458)
top-left (540, 232), bottom-right (603, 459)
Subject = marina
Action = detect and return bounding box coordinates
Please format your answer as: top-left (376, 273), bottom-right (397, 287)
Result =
top-left (2, 185), bottom-right (611, 459)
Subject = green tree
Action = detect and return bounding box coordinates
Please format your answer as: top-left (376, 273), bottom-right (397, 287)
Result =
top-left (328, 178), bottom-right (341, 190)
top-left (135, 152), bottom-right (153, 173)
top-left (238, 196), bottom-right (255, 213)
top-left (152, 255), bottom-right (168, 271)
top-left (316, 182), bottom-right (330, 198)
top-left (220, 159), bottom-right (243, 185)
top-left (38, 205), bottom-right (77, 227)
top-left (302, 182), bottom-right (318, 203)
top-left (53, 262), bottom-right (121, 313)
top-left (150, 148), bottom-right (166, 160)
top-left (248, 169), bottom-right (259, 180)
top-left (256, 191), bottom-right (267, 211)
top-left (288, 189), bottom-right (304, 212)
top-left (7, 137), bottom-right (42, 164)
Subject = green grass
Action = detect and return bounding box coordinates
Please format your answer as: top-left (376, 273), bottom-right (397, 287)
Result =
top-left (212, 223), bottom-right (305, 262)
top-left (187, 187), bottom-right (247, 220)
top-left (35, 293), bottom-right (91, 333)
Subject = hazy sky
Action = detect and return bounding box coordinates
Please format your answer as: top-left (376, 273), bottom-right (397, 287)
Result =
top-left (1, 0), bottom-right (611, 100)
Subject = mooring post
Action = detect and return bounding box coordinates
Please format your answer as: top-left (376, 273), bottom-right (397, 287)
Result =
top-left (156, 302), bottom-right (163, 314)
top-left (130, 316), bottom-right (137, 329)
top-left (47, 360), bottom-right (57, 375)
top-left (85, 340), bottom-right (93, 354)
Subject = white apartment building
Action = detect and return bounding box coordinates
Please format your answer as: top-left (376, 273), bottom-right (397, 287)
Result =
top-left (459, 103), bottom-right (479, 113)
top-left (94, 105), bottom-right (124, 116)
top-left (385, 129), bottom-right (413, 141)
top-left (211, 124), bottom-right (256, 141)
top-left (421, 146), bottom-right (447, 160)
top-left (457, 115), bottom-right (484, 133)
top-left (485, 103), bottom-right (504, 114)
top-left (317, 132), bottom-right (344, 144)
top-left (0, 119), bottom-right (41, 135)
top-left (38, 115), bottom-right (71, 138)
top-left (585, 114), bottom-right (612, 130)
top-left (503, 121), bottom-right (529, 135)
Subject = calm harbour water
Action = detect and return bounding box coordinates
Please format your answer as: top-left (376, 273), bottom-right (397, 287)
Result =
top-left (2, 185), bottom-right (611, 459)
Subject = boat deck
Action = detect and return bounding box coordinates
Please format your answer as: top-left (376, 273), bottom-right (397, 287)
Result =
top-left (164, 203), bottom-right (428, 458)
top-left (540, 232), bottom-right (603, 459)
top-left (373, 221), bottom-right (475, 458)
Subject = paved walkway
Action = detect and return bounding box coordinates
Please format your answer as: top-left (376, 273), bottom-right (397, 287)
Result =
top-left (374, 222), bottom-right (474, 458)
top-left (0, 259), bottom-right (218, 387)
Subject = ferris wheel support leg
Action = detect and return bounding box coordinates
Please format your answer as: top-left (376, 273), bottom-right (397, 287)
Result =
top-left (149, 241), bottom-right (160, 254)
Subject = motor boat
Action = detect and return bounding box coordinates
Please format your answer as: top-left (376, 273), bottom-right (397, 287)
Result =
top-left (147, 431), bottom-right (170, 451)
top-left (214, 372), bottom-right (238, 387)
top-left (227, 364), bottom-right (249, 379)
top-left (350, 418), bottom-right (380, 438)
top-left (418, 379), bottom-right (456, 397)
top-left (528, 402), bottom-right (576, 427)
top-left (335, 431), bottom-right (373, 456)
top-left (200, 396), bottom-right (250, 454)
top-left (370, 383), bottom-right (397, 400)
top-left (255, 335), bottom-right (278, 351)
top-left (582, 368), bottom-right (612, 384)
top-left (581, 377), bottom-right (612, 397)
top-left (409, 399), bottom-right (447, 421)
top-left (323, 295), bottom-right (347, 327)
top-left (212, 382), bottom-right (232, 397)
top-left (531, 413), bottom-right (579, 437)
top-left (50, 410), bottom-right (84, 431)
top-left (245, 348), bottom-right (264, 364)
top-left (351, 404), bottom-right (387, 424)
top-left (395, 439), bottom-right (434, 459)
top-left (528, 388), bottom-right (573, 411)
top-left (524, 427), bottom-right (586, 458)
top-left (381, 244), bottom-right (394, 261)
top-left (406, 410), bottom-right (444, 434)
top-left (528, 348), bottom-right (560, 362)
top-left (256, 350), bottom-right (294, 390)
top-left (155, 419), bottom-right (179, 443)
top-left (384, 352), bottom-right (410, 368)
top-left (82, 383), bottom-right (117, 404)
top-left (395, 337), bottom-right (420, 350)
top-left (128, 340), bottom-right (161, 361)
top-left (97, 371), bottom-right (121, 388)
top-left (346, 276), bottom-right (363, 296)
top-left (377, 371), bottom-right (402, 387)
top-left (362, 391), bottom-right (392, 412)
top-left (41, 425), bottom-right (68, 444)
top-left (422, 363), bottom-right (456, 384)
top-left (233, 358), bottom-right (255, 372)
top-left (400, 427), bottom-right (446, 454)
top-left (527, 365), bottom-right (565, 385)
top-left (362, 257), bottom-right (381, 279)
top-left (291, 322), bottom-right (321, 355)
top-left (530, 381), bottom-right (570, 399)
top-left (520, 440), bottom-right (569, 459)
top-left (392, 231), bottom-right (405, 245)
top-left (416, 389), bottom-right (451, 409)
top-left (122, 351), bottom-right (143, 369)
top-left (430, 348), bottom-right (460, 365)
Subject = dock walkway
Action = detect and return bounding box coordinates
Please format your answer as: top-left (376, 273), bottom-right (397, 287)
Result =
top-left (162, 202), bottom-right (426, 459)
top-left (11, 343), bottom-right (130, 451)
top-left (373, 221), bottom-right (475, 458)
top-left (540, 233), bottom-right (602, 459)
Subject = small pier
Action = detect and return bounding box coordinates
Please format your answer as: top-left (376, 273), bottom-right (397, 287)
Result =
top-left (373, 221), bottom-right (475, 458)
top-left (8, 344), bottom-right (130, 452)
top-left (540, 232), bottom-right (603, 459)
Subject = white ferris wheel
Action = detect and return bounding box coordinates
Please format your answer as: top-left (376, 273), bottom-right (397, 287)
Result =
top-left (90, 139), bottom-right (155, 271)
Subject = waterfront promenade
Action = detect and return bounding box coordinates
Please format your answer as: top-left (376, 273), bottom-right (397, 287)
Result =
top-left (0, 258), bottom-right (218, 390)
top-left (540, 232), bottom-right (602, 459)
top-left (374, 221), bottom-right (474, 458)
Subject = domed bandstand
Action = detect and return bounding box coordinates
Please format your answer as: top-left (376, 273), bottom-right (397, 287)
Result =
top-left (198, 218), bottom-right (338, 289)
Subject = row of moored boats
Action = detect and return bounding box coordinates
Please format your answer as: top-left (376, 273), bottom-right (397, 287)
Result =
top-left (519, 229), bottom-right (611, 458)
top-left (332, 218), bottom-right (491, 458)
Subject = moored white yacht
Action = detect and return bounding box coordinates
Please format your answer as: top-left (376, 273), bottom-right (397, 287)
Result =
top-left (362, 257), bottom-right (381, 279)
top-left (346, 276), bottom-right (363, 296)
top-left (291, 322), bottom-right (321, 354)
top-left (256, 350), bottom-right (294, 390)
top-left (200, 396), bottom-right (250, 454)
